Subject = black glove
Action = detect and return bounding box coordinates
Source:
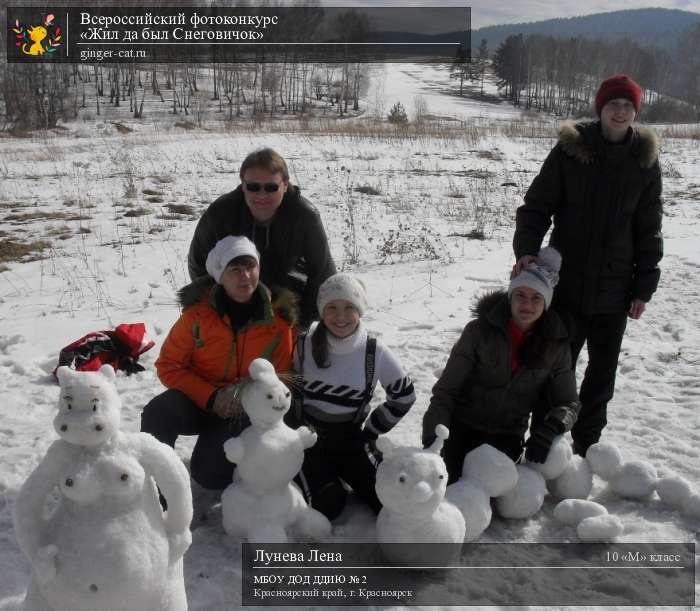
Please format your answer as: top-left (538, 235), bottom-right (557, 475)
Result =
top-left (525, 418), bottom-right (565, 463)
top-left (361, 426), bottom-right (378, 441)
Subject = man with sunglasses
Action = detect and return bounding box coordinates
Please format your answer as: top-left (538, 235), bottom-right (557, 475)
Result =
top-left (188, 148), bottom-right (336, 329)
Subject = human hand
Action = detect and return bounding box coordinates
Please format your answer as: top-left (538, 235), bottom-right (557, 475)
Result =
top-left (628, 299), bottom-right (646, 320)
top-left (525, 420), bottom-right (564, 464)
top-left (511, 255), bottom-right (537, 279)
top-left (212, 384), bottom-right (242, 419)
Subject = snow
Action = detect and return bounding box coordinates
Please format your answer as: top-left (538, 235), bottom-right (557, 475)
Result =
top-left (375, 430), bottom-right (466, 555)
top-left (527, 435), bottom-right (573, 480)
top-left (655, 475), bottom-right (693, 508)
top-left (220, 359), bottom-right (331, 543)
top-left (1, 61), bottom-right (699, 609)
top-left (586, 442), bottom-right (624, 479)
top-left (494, 464), bottom-right (546, 519)
top-left (607, 461), bottom-right (658, 499)
top-left (461, 444), bottom-right (519, 497)
top-left (547, 455), bottom-right (594, 500)
top-left (12, 366), bottom-right (191, 611)
top-left (553, 499), bottom-right (608, 525)
top-left (576, 514), bottom-right (625, 543)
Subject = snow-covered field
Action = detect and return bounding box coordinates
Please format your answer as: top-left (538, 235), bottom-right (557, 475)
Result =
top-left (0, 63), bottom-right (698, 610)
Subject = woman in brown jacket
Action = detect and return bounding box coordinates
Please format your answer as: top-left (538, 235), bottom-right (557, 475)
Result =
top-left (422, 247), bottom-right (580, 483)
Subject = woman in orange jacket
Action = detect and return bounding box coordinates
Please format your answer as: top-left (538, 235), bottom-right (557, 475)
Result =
top-left (141, 235), bottom-right (295, 490)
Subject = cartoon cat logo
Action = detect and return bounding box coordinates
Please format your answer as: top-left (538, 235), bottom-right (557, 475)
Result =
top-left (12, 14), bottom-right (62, 56)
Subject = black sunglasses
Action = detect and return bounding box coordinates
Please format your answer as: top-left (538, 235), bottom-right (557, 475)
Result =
top-left (244, 181), bottom-right (281, 193)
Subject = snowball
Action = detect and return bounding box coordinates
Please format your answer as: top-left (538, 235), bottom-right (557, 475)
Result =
top-left (655, 476), bottom-right (693, 508)
top-left (527, 436), bottom-right (572, 480)
top-left (681, 493), bottom-right (700, 519)
top-left (576, 514), bottom-right (624, 542)
top-left (586, 442), bottom-right (623, 480)
top-left (609, 461), bottom-right (658, 498)
top-left (495, 465), bottom-right (546, 519)
top-left (461, 444), bottom-right (518, 497)
top-left (446, 479), bottom-right (492, 542)
top-left (547, 455), bottom-right (593, 499)
top-left (553, 499), bottom-right (608, 525)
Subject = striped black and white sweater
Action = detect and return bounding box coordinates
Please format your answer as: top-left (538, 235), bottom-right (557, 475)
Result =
top-left (295, 322), bottom-right (415, 438)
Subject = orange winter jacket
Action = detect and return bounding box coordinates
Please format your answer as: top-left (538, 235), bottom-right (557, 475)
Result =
top-left (156, 281), bottom-right (294, 409)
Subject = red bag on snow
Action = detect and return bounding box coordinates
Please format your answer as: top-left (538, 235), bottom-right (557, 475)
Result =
top-left (53, 323), bottom-right (155, 379)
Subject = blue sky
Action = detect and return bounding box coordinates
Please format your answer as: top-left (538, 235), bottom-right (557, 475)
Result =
top-left (320, 0), bottom-right (700, 29)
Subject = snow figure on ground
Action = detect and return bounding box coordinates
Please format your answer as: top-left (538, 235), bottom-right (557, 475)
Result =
top-left (496, 435), bottom-right (573, 519)
top-left (553, 499), bottom-right (623, 542)
top-left (375, 425), bottom-right (465, 565)
top-left (13, 365), bottom-right (193, 611)
top-left (546, 454), bottom-right (593, 500)
top-left (221, 358), bottom-right (331, 543)
top-left (586, 441), bottom-right (700, 519)
top-left (449, 443), bottom-right (518, 533)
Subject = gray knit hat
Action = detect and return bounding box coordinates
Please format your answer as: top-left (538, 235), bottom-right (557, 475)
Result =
top-left (317, 273), bottom-right (368, 316)
top-left (508, 246), bottom-right (562, 309)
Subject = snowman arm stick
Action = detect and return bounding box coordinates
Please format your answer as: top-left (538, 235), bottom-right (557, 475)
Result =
top-left (138, 434), bottom-right (193, 533)
top-left (12, 441), bottom-right (66, 561)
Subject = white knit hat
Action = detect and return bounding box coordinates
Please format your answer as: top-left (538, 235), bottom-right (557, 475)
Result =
top-left (205, 235), bottom-right (260, 283)
top-left (317, 273), bottom-right (368, 316)
top-left (508, 246), bottom-right (562, 309)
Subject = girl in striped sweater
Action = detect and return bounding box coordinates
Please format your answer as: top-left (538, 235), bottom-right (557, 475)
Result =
top-left (294, 274), bottom-right (416, 520)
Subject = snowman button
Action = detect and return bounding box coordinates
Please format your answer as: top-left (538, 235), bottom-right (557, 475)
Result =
top-left (65, 478), bottom-right (73, 487)
top-left (120, 473), bottom-right (129, 482)
top-left (90, 584), bottom-right (98, 592)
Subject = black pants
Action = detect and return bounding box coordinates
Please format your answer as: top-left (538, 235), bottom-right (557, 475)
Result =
top-left (294, 424), bottom-right (383, 520)
top-left (141, 389), bottom-right (249, 490)
top-left (558, 309), bottom-right (628, 455)
top-left (441, 422), bottom-right (524, 484)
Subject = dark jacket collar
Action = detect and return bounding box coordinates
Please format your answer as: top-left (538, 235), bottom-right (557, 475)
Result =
top-left (177, 277), bottom-right (297, 326)
top-left (472, 290), bottom-right (567, 340)
top-left (558, 119), bottom-right (659, 169)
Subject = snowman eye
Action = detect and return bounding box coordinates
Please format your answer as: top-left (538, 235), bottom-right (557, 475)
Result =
top-left (267, 393), bottom-right (273, 400)
top-left (285, 390), bottom-right (290, 398)
top-left (398, 475), bottom-right (406, 483)
top-left (438, 475), bottom-right (444, 480)
top-left (67, 404), bottom-right (72, 410)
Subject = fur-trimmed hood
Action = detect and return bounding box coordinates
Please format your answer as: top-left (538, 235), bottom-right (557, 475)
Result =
top-left (470, 290), bottom-right (567, 340)
top-left (471, 290), bottom-right (508, 321)
top-left (177, 277), bottom-right (298, 326)
top-left (558, 119), bottom-right (659, 169)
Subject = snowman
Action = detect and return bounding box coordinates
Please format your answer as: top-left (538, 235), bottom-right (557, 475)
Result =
top-left (374, 425), bottom-right (466, 565)
top-left (13, 365), bottom-right (193, 611)
top-left (221, 358), bottom-right (331, 543)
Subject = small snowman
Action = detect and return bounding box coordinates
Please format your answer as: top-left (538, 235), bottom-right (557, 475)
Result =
top-left (13, 365), bottom-right (193, 611)
top-left (374, 426), bottom-right (466, 565)
top-left (221, 359), bottom-right (331, 543)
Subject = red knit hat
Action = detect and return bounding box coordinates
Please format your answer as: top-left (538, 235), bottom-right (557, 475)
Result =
top-left (595, 74), bottom-right (642, 115)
